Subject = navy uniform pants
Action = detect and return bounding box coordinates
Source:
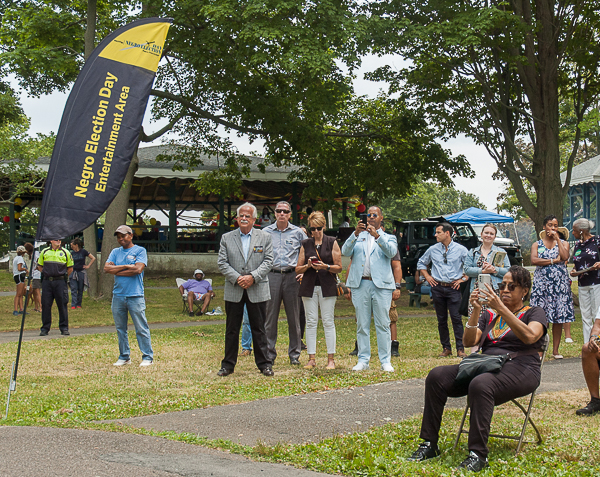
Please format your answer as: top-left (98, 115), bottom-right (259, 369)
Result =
top-left (41, 279), bottom-right (69, 332)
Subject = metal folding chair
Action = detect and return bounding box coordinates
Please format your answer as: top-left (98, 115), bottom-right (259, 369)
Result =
top-left (453, 334), bottom-right (550, 455)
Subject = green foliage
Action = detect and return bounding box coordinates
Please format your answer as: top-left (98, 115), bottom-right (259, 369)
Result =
top-left (379, 180), bottom-right (486, 221)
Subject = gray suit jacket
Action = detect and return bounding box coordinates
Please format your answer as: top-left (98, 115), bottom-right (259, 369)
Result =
top-left (218, 228), bottom-right (273, 303)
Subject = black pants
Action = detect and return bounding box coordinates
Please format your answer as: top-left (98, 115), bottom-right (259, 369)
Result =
top-left (419, 360), bottom-right (541, 459)
top-left (222, 291), bottom-right (271, 371)
top-left (299, 299), bottom-right (306, 339)
top-left (431, 285), bottom-right (464, 351)
top-left (41, 279), bottom-right (69, 332)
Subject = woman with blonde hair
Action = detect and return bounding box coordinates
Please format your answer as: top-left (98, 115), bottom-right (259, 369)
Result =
top-left (296, 211), bottom-right (342, 369)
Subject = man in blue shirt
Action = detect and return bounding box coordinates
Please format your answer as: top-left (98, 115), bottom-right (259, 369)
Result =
top-left (104, 225), bottom-right (153, 367)
top-left (417, 222), bottom-right (468, 358)
top-left (179, 269), bottom-right (215, 317)
top-left (264, 201), bottom-right (307, 365)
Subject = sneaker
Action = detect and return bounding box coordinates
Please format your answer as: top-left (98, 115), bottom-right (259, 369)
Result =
top-left (407, 441), bottom-right (440, 462)
top-left (77, 306), bottom-right (82, 309)
top-left (71, 306), bottom-right (76, 310)
top-left (189, 311), bottom-right (195, 317)
top-left (39, 330), bottom-right (49, 336)
top-left (139, 360), bottom-right (153, 367)
top-left (12, 310), bottom-right (20, 316)
top-left (60, 330), bottom-right (70, 336)
top-left (113, 359), bottom-right (131, 367)
top-left (239, 349), bottom-right (252, 357)
top-left (381, 363), bottom-right (394, 372)
top-left (352, 362), bottom-right (369, 371)
top-left (457, 451), bottom-right (489, 472)
top-left (565, 337), bottom-right (574, 343)
top-left (576, 397), bottom-right (600, 416)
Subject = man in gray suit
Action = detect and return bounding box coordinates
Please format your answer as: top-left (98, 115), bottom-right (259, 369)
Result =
top-left (217, 202), bottom-right (275, 376)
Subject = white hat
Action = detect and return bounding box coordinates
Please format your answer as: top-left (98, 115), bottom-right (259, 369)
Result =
top-left (193, 269), bottom-right (204, 277)
top-left (114, 225), bottom-right (133, 236)
top-left (16, 245), bottom-right (26, 253)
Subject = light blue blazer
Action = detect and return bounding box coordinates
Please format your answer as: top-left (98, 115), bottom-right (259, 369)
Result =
top-left (342, 229), bottom-right (398, 290)
top-left (464, 244), bottom-right (510, 293)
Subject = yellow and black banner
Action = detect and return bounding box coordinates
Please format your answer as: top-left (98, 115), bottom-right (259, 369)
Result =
top-left (37, 17), bottom-right (172, 240)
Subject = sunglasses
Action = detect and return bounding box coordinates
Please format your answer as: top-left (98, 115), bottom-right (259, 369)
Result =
top-left (275, 209), bottom-right (291, 214)
top-left (498, 282), bottom-right (518, 291)
top-left (367, 213), bottom-right (378, 218)
top-left (310, 226), bottom-right (323, 232)
top-left (442, 252), bottom-right (447, 264)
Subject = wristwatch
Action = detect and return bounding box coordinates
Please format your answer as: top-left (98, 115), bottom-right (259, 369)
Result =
top-left (395, 283), bottom-right (402, 289)
top-left (327, 264), bottom-right (331, 271)
top-left (462, 276), bottom-right (468, 281)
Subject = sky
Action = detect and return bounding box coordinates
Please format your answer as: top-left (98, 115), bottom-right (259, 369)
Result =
top-left (14, 54), bottom-right (506, 213)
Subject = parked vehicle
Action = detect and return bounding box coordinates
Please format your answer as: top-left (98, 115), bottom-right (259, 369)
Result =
top-left (470, 224), bottom-right (523, 267)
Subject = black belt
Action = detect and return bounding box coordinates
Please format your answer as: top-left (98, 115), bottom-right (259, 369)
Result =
top-left (45, 276), bottom-right (67, 282)
top-left (271, 268), bottom-right (294, 274)
top-left (361, 276), bottom-right (372, 280)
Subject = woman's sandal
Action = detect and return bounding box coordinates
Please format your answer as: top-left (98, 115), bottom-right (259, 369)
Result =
top-left (553, 354), bottom-right (564, 359)
top-left (325, 362), bottom-right (336, 370)
top-left (303, 361), bottom-right (316, 369)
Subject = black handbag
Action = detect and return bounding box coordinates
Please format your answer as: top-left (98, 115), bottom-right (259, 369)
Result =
top-left (458, 278), bottom-right (471, 317)
top-left (455, 313), bottom-right (538, 385)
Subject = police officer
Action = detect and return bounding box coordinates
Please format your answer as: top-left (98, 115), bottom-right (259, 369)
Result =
top-left (37, 239), bottom-right (73, 336)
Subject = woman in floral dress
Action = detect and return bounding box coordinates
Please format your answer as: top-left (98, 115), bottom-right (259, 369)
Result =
top-left (530, 215), bottom-right (574, 358)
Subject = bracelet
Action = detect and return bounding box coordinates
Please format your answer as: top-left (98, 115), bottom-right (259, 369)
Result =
top-left (551, 258), bottom-right (554, 265)
top-left (465, 323), bottom-right (478, 329)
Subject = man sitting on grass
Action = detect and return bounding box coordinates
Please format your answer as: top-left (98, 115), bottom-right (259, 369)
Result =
top-left (179, 269), bottom-right (215, 317)
top-left (577, 317), bottom-right (600, 415)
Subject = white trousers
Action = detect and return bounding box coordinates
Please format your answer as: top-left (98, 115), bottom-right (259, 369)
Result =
top-left (302, 287), bottom-right (337, 355)
top-left (581, 283), bottom-right (600, 343)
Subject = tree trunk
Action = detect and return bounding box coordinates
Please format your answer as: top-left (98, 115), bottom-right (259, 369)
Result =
top-left (83, 225), bottom-right (98, 297)
top-left (84, 0), bottom-right (96, 61)
top-left (99, 149), bottom-right (139, 299)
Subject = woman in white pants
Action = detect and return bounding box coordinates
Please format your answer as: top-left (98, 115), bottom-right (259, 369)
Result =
top-left (571, 218), bottom-right (600, 344)
top-left (296, 212), bottom-right (342, 369)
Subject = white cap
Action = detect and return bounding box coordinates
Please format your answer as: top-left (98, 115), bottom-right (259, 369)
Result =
top-left (194, 269), bottom-right (204, 277)
top-left (114, 225), bottom-right (133, 236)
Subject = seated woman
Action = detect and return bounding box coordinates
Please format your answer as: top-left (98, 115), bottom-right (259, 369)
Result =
top-left (407, 266), bottom-right (547, 472)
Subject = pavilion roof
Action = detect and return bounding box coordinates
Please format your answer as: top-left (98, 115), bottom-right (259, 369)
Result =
top-left (561, 154), bottom-right (600, 187)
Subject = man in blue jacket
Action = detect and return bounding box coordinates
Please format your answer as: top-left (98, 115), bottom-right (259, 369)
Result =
top-left (342, 206), bottom-right (398, 371)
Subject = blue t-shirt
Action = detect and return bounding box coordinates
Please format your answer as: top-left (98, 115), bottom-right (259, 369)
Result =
top-left (107, 244), bottom-right (147, 297)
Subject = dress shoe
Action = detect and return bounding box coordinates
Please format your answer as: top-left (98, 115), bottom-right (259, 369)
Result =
top-left (576, 397), bottom-right (600, 416)
top-left (457, 451), bottom-right (489, 472)
top-left (239, 349), bottom-right (252, 357)
top-left (39, 330), bottom-right (49, 336)
top-left (349, 340), bottom-right (358, 356)
top-left (61, 330), bottom-right (70, 336)
top-left (261, 367), bottom-right (274, 376)
top-left (457, 349), bottom-right (467, 358)
top-left (391, 340), bottom-right (400, 357)
top-left (196, 310), bottom-right (204, 316)
top-left (301, 340), bottom-right (307, 350)
top-left (217, 367), bottom-right (234, 376)
top-left (438, 348), bottom-right (452, 358)
top-left (188, 312), bottom-right (195, 317)
top-left (407, 441), bottom-right (440, 462)
top-left (290, 358), bottom-right (301, 365)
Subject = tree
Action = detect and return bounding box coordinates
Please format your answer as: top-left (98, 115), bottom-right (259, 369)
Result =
top-left (379, 181), bottom-right (486, 222)
top-left (368, 0), bottom-right (600, 230)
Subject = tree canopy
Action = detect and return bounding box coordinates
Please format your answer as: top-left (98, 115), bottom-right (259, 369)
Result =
top-left (367, 0), bottom-right (600, 229)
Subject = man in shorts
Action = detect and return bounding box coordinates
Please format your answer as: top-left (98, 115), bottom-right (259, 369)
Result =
top-left (179, 269), bottom-right (216, 317)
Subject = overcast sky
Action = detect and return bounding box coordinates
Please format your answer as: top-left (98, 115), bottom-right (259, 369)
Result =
top-left (14, 54), bottom-right (506, 213)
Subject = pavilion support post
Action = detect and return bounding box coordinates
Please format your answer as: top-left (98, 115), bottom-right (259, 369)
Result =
top-left (342, 200), bottom-right (347, 224)
top-left (168, 180), bottom-right (177, 253)
top-left (217, 197), bottom-right (225, 250)
top-left (596, 183), bottom-right (600, 235)
top-left (584, 184), bottom-right (590, 225)
top-left (291, 182), bottom-right (299, 225)
top-left (569, 187), bottom-right (574, 231)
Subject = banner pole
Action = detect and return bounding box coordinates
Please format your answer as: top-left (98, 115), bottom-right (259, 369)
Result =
top-left (4, 252), bottom-right (36, 419)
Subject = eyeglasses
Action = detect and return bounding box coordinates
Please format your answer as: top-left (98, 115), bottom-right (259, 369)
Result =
top-left (367, 213), bottom-right (378, 218)
top-left (310, 226), bottom-right (323, 232)
top-left (442, 252), bottom-right (447, 264)
top-left (498, 282), bottom-right (518, 291)
top-left (275, 209), bottom-right (291, 214)
top-left (238, 214), bottom-right (253, 219)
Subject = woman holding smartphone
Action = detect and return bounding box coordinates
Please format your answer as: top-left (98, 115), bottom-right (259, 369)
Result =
top-left (530, 214), bottom-right (574, 359)
top-left (295, 211), bottom-right (343, 369)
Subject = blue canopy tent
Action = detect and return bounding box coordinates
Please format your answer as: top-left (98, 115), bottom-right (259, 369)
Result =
top-left (442, 207), bottom-right (518, 244)
top-left (443, 207), bottom-right (514, 224)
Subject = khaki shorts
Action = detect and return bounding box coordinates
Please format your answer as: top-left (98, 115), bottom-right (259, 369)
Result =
top-left (389, 299), bottom-right (398, 322)
top-left (32, 278), bottom-right (42, 289)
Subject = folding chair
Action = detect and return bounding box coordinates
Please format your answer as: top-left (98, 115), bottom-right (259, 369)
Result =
top-left (177, 277), bottom-right (213, 314)
top-left (453, 334), bottom-right (550, 455)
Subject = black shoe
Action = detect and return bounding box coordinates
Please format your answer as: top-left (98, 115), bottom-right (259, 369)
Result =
top-left (349, 340), bottom-right (358, 356)
top-left (60, 330), bottom-right (70, 336)
top-left (576, 397), bottom-right (600, 416)
top-left (189, 311), bottom-right (195, 317)
top-left (407, 441), bottom-right (440, 462)
top-left (290, 358), bottom-right (301, 365)
top-left (301, 340), bottom-right (307, 351)
top-left (457, 452), bottom-right (489, 472)
top-left (261, 366), bottom-right (274, 376)
top-left (39, 330), bottom-right (49, 336)
top-left (391, 340), bottom-right (400, 357)
top-left (217, 367), bottom-right (233, 377)
top-left (196, 310), bottom-right (203, 316)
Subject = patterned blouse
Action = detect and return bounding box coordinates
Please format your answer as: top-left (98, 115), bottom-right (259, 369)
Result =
top-left (573, 236), bottom-right (600, 287)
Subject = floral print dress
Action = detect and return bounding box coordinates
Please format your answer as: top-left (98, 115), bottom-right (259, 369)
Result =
top-left (530, 239), bottom-right (575, 324)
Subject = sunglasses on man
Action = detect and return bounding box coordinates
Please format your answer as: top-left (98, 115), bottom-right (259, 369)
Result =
top-left (275, 209), bottom-right (291, 214)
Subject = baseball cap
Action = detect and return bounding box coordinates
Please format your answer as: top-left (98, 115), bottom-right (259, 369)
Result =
top-left (16, 245), bottom-right (26, 253)
top-left (114, 225), bottom-right (133, 236)
top-left (194, 269), bottom-right (204, 277)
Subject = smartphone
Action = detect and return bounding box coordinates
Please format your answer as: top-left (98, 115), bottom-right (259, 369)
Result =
top-left (478, 274), bottom-right (492, 302)
top-left (360, 213), bottom-right (368, 225)
top-left (309, 256), bottom-right (320, 264)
